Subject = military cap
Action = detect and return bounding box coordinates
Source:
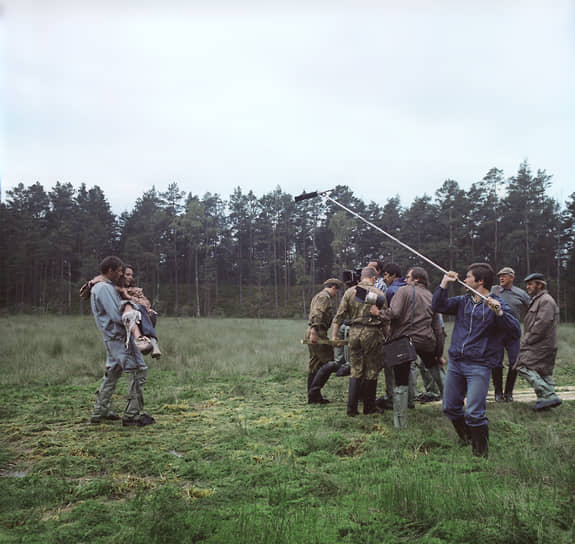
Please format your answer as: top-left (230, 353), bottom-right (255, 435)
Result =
top-left (323, 278), bottom-right (343, 288)
top-left (524, 272), bottom-right (546, 283)
top-left (497, 266), bottom-right (515, 277)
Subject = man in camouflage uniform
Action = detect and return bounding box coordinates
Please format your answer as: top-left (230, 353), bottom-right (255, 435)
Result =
top-left (514, 273), bottom-right (562, 411)
top-left (305, 278), bottom-right (344, 404)
top-left (332, 267), bottom-right (389, 416)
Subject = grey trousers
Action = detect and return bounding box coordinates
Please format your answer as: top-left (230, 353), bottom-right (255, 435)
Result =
top-left (517, 366), bottom-right (559, 400)
top-left (92, 365), bottom-right (147, 421)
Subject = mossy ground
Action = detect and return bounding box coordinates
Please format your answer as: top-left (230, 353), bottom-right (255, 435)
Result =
top-left (0, 317), bottom-right (574, 543)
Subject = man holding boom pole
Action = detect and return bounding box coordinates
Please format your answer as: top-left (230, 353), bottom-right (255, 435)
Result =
top-left (432, 263), bottom-right (520, 458)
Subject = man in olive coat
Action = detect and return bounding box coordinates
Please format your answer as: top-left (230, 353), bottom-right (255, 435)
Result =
top-left (305, 278), bottom-right (343, 404)
top-left (514, 273), bottom-right (562, 411)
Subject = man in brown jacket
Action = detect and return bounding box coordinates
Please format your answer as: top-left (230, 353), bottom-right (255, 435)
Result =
top-left (514, 273), bottom-right (562, 411)
top-left (379, 266), bottom-right (445, 427)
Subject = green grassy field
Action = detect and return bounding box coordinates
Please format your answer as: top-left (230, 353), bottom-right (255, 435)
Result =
top-left (0, 316), bottom-right (574, 543)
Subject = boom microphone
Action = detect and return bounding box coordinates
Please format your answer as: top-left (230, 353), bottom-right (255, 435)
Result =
top-left (294, 191), bottom-right (319, 202)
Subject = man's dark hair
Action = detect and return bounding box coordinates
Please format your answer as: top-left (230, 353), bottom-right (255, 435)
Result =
top-left (467, 262), bottom-right (494, 291)
top-left (409, 266), bottom-right (429, 288)
top-left (376, 260), bottom-right (385, 274)
top-left (100, 256), bottom-right (123, 274)
top-left (383, 262), bottom-right (401, 278)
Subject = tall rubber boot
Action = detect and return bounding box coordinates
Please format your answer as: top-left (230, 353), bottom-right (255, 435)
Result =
top-left (378, 367), bottom-right (394, 410)
top-left (451, 416), bottom-right (471, 445)
top-left (363, 379), bottom-right (379, 415)
top-left (307, 372), bottom-right (316, 403)
top-left (429, 364), bottom-right (445, 397)
top-left (408, 363), bottom-right (417, 408)
top-left (504, 368), bottom-right (518, 402)
top-left (347, 377), bottom-right (361, 417)
top-left (393, 385), bottom-right (409, 428)
top-left (470, 425), bottom-right (489, 458)
top-left (309, 362), bottom-right (338, 404)
top-left (150, 337), bottom-right (162, 359)
top-left (492, 367), bottom-right (504, 402)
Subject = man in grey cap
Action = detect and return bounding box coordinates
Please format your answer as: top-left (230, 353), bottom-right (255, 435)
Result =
top-left (305, 277), bottom-right (343, 404)
top-left (490, 266), bottom-right (530, 401)
top-left (514, 273), bottom-right (562, 411)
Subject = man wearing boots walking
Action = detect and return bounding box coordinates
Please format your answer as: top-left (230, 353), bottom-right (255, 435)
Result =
top-left (332, 267), bottom-right (388, 416)
top-left (305, 278), bottom-right (343, 404)
top-left (432, 263), bottom-right (520, 458)
top-left (90, 256), bottom-right (155, 427)
top-left (490, 267), bottom-right (530, 401)
top-left (514, 273), bottom-right (562, 411)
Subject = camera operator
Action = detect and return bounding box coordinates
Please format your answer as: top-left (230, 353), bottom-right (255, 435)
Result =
top-left (332, 267), bottom-right (389, 416)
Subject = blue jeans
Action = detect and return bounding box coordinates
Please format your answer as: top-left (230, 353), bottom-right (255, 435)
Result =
top-left (496, 336), bottom-right (520, 368)
top-left (135, 304), bottom-right (157, 339)
top-left (442, 359), bottom-right (491, 428)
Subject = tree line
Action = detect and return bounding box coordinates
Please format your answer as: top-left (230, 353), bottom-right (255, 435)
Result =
top-left (1, 160), bottom-right (574, 320)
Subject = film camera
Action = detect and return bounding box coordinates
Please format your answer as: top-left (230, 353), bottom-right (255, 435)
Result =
top-left (342, 268), bottom-right (362, 286)
top-left (355, 285), bottom-right (386, 309)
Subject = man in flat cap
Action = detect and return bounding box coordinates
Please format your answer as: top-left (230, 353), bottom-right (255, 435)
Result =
top-left (305, 278), bottom-right (343, 404)
top-left (514, 273), bottom-right (562, 411)
top-left (490, 267), bottom-right (530, 401)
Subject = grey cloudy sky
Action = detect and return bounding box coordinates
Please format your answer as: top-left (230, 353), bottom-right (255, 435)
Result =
top-left (1, 0), bottom-right (574, 214)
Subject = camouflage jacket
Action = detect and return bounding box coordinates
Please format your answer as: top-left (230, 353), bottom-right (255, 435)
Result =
top-left (307, 288), bottom-right (336, 337)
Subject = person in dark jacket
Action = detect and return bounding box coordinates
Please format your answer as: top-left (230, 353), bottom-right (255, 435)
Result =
top-left (377, 266), bottom-right (445, 428)
top-left (432, 263), bottom-right (521, 458)
top-left (382, 262), bottom-right (407, 306)
top-left (490, 266), bottom-right (530, 401)
top-left (514, 273), bottom-right (562, 411)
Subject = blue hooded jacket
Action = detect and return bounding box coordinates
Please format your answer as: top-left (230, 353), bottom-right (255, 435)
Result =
top-left (385, 277), bottom-right (407, 305)
top-left (432, 286), bottom-right (521, 367)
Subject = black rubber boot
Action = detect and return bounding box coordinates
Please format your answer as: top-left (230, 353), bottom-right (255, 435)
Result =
top-left (307, 372), bottom-right (316, 403)
top-left (347, 378), bottom-right (361, 417)
top-left (309, 362), bottom-right (338, 404)
top-left (492, 367), bottom-right (504, 402)
top-left (451, 416), bottom-right (471, 445)
top-left (363, 379), bottom-right (379, 415)
top-left (470, 425), bottom-right (489, 458)
top-left (504, 368), bottom-right (518, 402)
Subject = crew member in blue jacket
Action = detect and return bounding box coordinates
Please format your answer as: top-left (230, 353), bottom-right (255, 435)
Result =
top-left (432, 263), bottom-right (520, 458)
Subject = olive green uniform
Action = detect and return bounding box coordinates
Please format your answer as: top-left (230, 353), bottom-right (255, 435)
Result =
top-left (306, 288), bottom-right (337, 374)
top-left (333, 281), bottom-right (388, 380)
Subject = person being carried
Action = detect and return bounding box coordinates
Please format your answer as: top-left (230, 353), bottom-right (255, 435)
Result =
top-left (432, 263), bottom-right (520, 458)
top-left (89, 256), bottom-right (155, 427)
top-left (81, 264), bottom-right (161, 358)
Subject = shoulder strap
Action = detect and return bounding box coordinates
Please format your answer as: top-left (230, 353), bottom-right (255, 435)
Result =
top-left (410, 285), bottom-right (415, 328)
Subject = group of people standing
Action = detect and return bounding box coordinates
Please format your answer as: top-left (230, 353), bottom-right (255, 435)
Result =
top-left (305, 261), bottom-right (562, 458)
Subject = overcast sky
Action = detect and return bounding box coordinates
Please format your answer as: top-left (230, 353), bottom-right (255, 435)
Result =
top-left (1, 0), bottom-right (574, 215)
